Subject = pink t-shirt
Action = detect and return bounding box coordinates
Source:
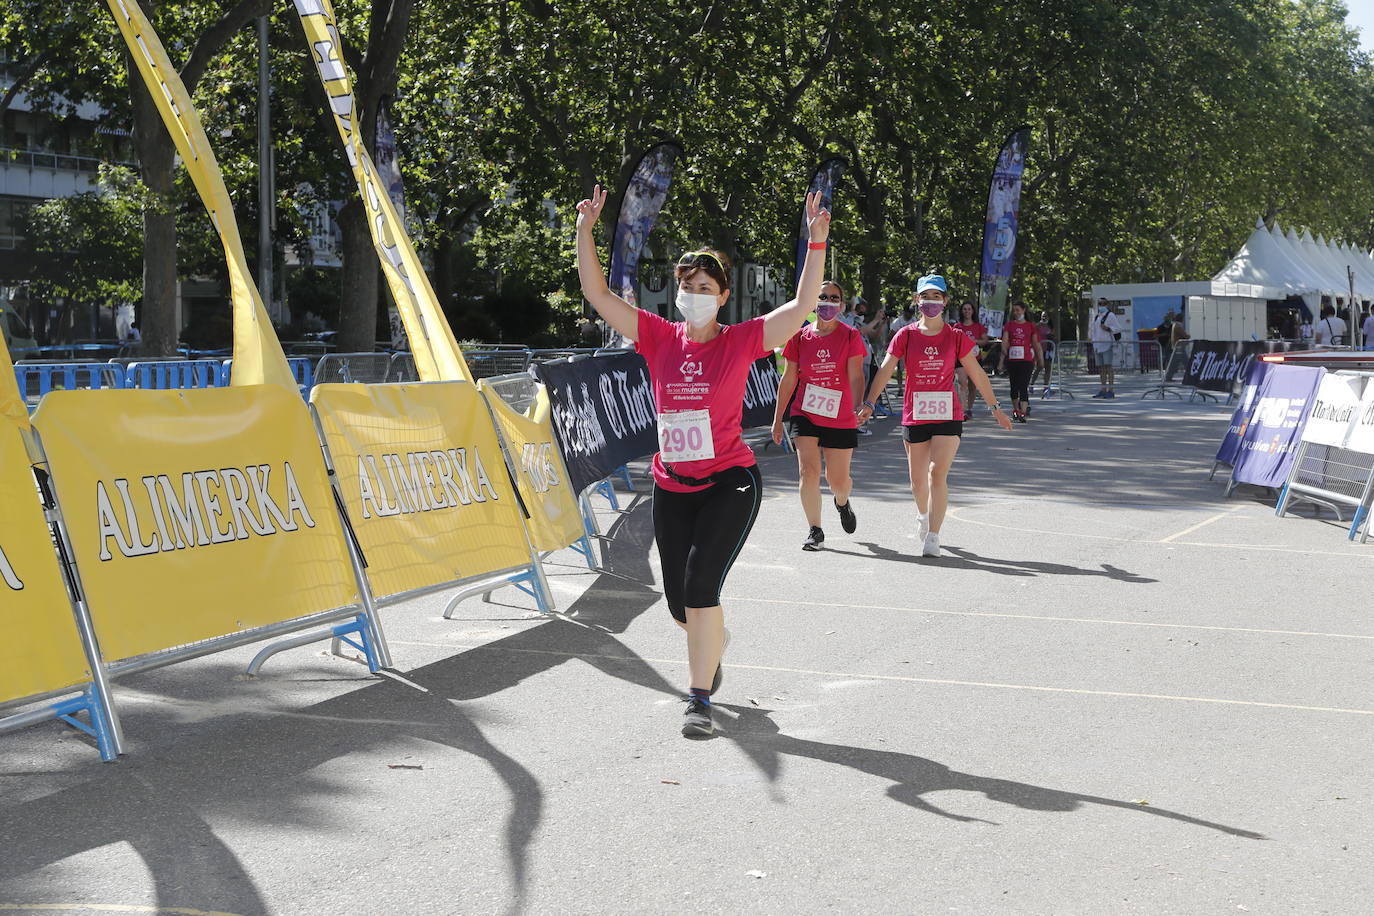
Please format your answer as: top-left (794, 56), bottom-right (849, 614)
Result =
top-left (888, 323), bottom-right (975, 424)
top-left (952, 321), bottom-right (988, 344)
top-left (782, 323), bottom-right (867, 429)
top-left (635, 310), bottom-right (769, 492)
top-left (1003, 320), bottom-right (1040, 362)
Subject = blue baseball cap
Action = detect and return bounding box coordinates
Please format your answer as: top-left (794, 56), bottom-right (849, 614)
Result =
top-left (916, 274), bottom-right (947, 294)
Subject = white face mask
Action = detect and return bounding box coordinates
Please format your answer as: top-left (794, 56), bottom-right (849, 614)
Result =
top-left (675, 290), bottom-right (720, 326)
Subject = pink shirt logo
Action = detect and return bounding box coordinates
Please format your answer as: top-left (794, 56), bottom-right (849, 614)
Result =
top-left (816, 348), bottom-right (831, 360)
top-left (924, 346), bottom-right (940, 357)
top-left (679, 360), bottom-right (704, 382)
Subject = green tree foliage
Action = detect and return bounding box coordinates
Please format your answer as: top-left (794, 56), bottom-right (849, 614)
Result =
top-left (7, 0), bottom-right (1374, 346)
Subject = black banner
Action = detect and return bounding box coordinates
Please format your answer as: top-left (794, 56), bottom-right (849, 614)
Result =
top-left (742, 355), bottom-right (781, 429)
top-left (1183, 341), bottom-right (1267, 392)
top-left (534, 352), bottom-right (659, 494)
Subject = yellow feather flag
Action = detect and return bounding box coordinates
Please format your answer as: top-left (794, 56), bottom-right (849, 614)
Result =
top-left (292, 0), bottom-right (471, 383)
top-left (104, 0), bottom-right (294, 390)
top-left (0, 339), bottom-right (29, 428)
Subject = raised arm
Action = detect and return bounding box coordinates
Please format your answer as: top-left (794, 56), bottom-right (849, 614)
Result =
top-left (575, 185), bottom-right (640, 342)
top-left (762, 191), bottom-right (832, 351)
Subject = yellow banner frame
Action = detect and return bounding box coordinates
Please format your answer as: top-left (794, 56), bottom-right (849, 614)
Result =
top-left (104, 0), bottom-right (293, 390)
top-left (311, 381), bottom-right (539, 600)
top-left (0, 345), bottom-right (122, 759)
top-left (479, 380), bottom-right (588, 554)
top-left (32, 386), bottom-right (360, 664)
top-left (292, 0), bottom-right (470, 383)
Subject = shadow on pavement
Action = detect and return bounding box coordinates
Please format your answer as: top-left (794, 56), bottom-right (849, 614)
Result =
top-left (0, 496), bottom-right (675, 916)
top-left (721, 706), bottom-right (1265, 839)
top-left (830, 542), bottom-right (1157, 583)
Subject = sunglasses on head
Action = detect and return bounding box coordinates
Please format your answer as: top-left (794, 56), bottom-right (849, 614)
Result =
top-left (677, 250), bottom-right (726, 273)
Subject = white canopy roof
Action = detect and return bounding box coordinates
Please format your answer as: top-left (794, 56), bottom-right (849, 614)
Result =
top-left (1212, 219), bottom-right (1325, 293)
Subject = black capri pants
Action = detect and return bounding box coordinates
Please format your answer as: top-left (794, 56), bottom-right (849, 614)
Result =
top-left (1008, 361), bottom-right (1034, 402)
top-left (652, 463), bottom-right (763, 623)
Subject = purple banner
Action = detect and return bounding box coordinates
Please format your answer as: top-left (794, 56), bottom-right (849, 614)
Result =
top-left (977, 127), bottom-right (1031, 322)
top-left (607, 142), bottom-right (681, 306)
top-left (794, 158), bottom-right (845, 284)
top-left (1215, 358), bottom-right (1273, 467)
top-left (1230, 364), bottom-right (1325, 488)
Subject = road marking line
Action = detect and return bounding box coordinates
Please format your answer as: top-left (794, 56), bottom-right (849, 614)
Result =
top-left (386, 640), bottom-right (1374, 717)
top-left (718, 596), bottom-right (1374, 641)
top-left (0, 906), bottom-right (245, 916)
top-left (946, 506), bottom-right (1374, 558)
top-left (1157, 507), bottom-right (1243, 542)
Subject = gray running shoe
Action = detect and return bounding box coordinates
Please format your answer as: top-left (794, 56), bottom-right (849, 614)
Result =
top-left (682, 698), bottom-right (714, 738)
top-left (802, 526), bottom-right (825, 551)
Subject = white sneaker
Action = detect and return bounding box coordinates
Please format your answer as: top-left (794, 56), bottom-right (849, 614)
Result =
top-left (916, 513), bottom-right (930, 542)
top-left (921, 532), bottom-right (941, 557)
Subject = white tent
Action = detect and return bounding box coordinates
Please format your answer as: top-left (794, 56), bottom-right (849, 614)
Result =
top-left (1339, 240), bottom-right (1374, 294)
top-left (1212, 219), bottom-right (1320, 292)
top-left (1314, 232), bottom-right (1373, 298)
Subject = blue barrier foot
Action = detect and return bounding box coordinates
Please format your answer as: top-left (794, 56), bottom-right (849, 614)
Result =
top-left (333, 617), bottom-right (382, 674)
top-left (52, 690), bottom-right (118, 762)
top-left (595, 478), bottom-right (621, 510)
top-left (510, 568), bottom-right (553, 613)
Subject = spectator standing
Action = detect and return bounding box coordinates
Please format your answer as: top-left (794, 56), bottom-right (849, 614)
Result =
top-left (1361, 308), bottom-right (1374, 349)
top-left (951, 301), bottom-right (989, 416)
top-left (1314, 304), bottom-right (1347, 346)
top-left (1089, 299), bottom-right (1123, 398)
top-left (1033, 310), bottom-right (1056, 392)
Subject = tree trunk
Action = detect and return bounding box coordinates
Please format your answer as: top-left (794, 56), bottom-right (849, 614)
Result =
top-left (335, 197), bottom-right (379, 352)
top-left (131, 74), bottom-right (179, 357)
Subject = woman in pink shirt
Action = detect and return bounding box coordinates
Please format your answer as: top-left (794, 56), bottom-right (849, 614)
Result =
top-left (951, 301), bottom-right (989, 416)
top-left (771, 279), bottom-right (867, 551)
top-left (858, 275), bottom-right (1011, 557)
top-left (576, 185), bottom-right (831, 738)
top-left (1001, 300), bottom-right (1044, 422)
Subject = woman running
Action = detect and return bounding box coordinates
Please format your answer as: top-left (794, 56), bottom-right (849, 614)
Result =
top-left (771, 280), bottom-right (866, 551)
top-left (576, 185), bottom-right (831, 738)
top-left (857, 275), bottom-right (1011, 557)
top-left (951, 301), bottom-right (989, 416)
top-left (1001, 300), bottom-right (1044, 422)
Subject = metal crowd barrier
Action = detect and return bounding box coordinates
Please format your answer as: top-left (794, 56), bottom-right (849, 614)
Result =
top-left (462, 348), bottom-right (533, 379)
top-left (125, 359), bottom-right (224, 390)
top-left (219, 357), bottom-right (316, 393)
top-left (314, 352), bottom-right (394, 384)
top-left (13, 362), bottom-right (126, 404)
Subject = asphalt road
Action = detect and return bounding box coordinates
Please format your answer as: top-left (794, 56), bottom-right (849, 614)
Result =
top-left (2, 381), bottom-right (1371, 915)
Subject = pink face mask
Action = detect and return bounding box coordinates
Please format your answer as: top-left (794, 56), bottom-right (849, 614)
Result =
top-left (816, 303), bottom-right (842, 321)
top-left (918, 301), bottom-right (944, 318)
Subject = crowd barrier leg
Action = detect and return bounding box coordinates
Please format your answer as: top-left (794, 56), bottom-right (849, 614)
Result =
top-left (594, 477), bottom-right (622, 510)
top-left (440, 563), bottom-right (554, 618)
top-left (35, 463), bottom-right (125, 760)
top-left (616, 464), bottom-right (635, 491)
top-left (246, 416), bottom-right (394, 677)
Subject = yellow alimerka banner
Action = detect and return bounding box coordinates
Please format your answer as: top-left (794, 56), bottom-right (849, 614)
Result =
top-left (31, 386), bottom-right (356, 662)
top-left (479, 381), bottom-right (586, 553)
top-left (0, 345), bottom-right (90, 705)
top-left (311, 382), bottom-right (532, 599)
top-left (105, 0), bottom-right (293, 390)
top-left (292, 0), bottom-right (470, 384)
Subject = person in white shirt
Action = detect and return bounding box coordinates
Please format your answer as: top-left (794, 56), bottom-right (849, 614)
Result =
top-left (1361, 309), bottom-right (1374, 349)
top-left (1314, 305), bottom-right (1347, 347)
top-left (1088, 299), bottom-right (1123, 398)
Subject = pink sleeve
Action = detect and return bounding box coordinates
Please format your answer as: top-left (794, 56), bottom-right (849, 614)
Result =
top-left (955, 330), bottom-right (975, 359)
top-left (742, 316), bottom-right (768, 360)
top-left (633, 309), bottom-right (670, 359)
top-left (783, 332), bottom-right (801, 363)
